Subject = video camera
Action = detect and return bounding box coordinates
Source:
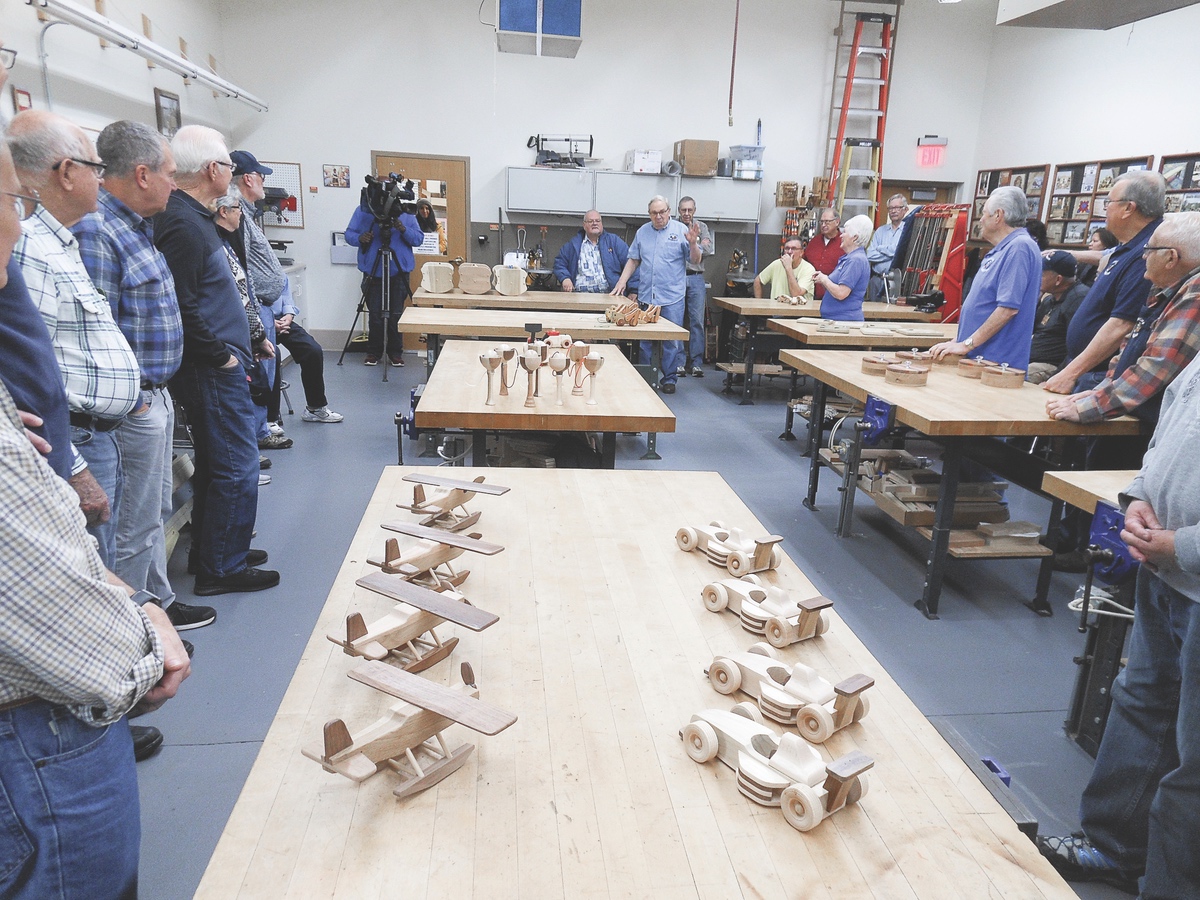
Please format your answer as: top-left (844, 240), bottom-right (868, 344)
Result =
top-left (362, 173), bottom-right (417, 225)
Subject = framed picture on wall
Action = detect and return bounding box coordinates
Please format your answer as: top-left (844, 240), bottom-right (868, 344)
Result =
top-left (154, 88), bottom-right (181, 139)
top-left (1047, 222), bottom-right (1065, 243)
top-left (11, 86), bottom-right (32, 112)
top-left (1049, 196), bottom-right (1068, 219)
top-left (1028, 171), bottom-right (1045, 195)
top-left (976, 171), bottom-right (990, 197)
top-left (1054, 170), bottom-right (1074, 194)
top-left (1064, 221), bottom-right (1087, 243)
top-left (1011, 173), bottom-right (1026, 192)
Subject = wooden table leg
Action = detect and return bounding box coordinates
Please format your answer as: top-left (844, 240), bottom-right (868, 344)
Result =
top-left (917, 441), bottom-right (961, 619)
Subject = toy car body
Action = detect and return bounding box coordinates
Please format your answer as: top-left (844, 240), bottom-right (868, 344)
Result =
top-left (701, 575), bottom-right (832, 647)
top-left (676, 520), bottom-right (783, 577)
top-left (706, 643), bottom-right (873, 742)
top-left (680, 704), bottom-right (873, 832)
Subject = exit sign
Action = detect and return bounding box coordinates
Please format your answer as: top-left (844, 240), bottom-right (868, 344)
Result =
top-left (917, 145), bottom-right (946, 168)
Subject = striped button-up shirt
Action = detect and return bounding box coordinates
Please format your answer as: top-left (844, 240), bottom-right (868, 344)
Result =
top-left (14, 206), bottom-right (140, 420)
top-left (1076, 268), bottom-right (1200, 422)
top-left (73, 189), bottom-right (183, 389)
top-left (0, 380), bottom-right (163, 723)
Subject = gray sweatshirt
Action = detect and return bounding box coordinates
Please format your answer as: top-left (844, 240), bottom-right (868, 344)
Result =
top-left (1121, 349), bottom-right (1200, 601)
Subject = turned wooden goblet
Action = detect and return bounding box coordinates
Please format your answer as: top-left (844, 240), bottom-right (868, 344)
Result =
top-left (547, 353), bottom-right (570, 406)
top-left (479, 351), bottom-right (502, 406)
top-left (519, 349), bottom-right (541, 408)
top-left (584, 352), bottom-right (605, 405)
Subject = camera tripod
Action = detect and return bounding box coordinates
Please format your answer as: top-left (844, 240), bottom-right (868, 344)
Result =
top-left (338, 227), bottom-right (405, 383)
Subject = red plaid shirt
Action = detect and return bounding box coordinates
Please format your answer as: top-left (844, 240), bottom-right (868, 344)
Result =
top-left (1075, 267), bottom-right (1200, 421)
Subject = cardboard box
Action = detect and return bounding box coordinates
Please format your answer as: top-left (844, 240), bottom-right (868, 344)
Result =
top-left (624, 149), bottom-right (662, 174)
top-left (673, 139), bottom-right (719, 177)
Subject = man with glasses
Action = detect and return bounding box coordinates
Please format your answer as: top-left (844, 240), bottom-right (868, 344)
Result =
top-left (553, 209), bottom-right (636, 296)
top-left (611, 195), bottom-right (701, 394)
top-left (154, 125), bottom-right (279, 597)
top-left (1036, 222), bottom-right (1200, 891)
top-left (753, 237), bottom-right (815, 302)
top-left (865, 194), bottom-right (909, 301)
top-left (805, 207), bottom-right (844, 301)
top-left (676, 197), bottom-right (713, 377)
top-left (1043, 170), bottom-right (1166, 396)
top-left (8, 110), bottom-right (139, 566)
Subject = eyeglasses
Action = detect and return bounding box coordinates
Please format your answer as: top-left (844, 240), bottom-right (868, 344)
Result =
top-left (820, 218), bottom-right (838, 224)
top-left (1143, 246), bottom-right (1176, 257)
top-left (0, 48), bottom-right (16, 69)
top-left (1, 189), bottom-right (40, 221)
top-left (1108, 197), bottom-right (1133, 209)
top-left (887, 205), bottom-right (907, 212)
top-left (212, 160), bottom-right (235, 171)
top-left (52, 157), bottom-right (106, 177)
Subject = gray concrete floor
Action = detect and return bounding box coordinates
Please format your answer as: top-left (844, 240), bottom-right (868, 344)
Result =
top-left (138, 350), bottom-right (1130, 899)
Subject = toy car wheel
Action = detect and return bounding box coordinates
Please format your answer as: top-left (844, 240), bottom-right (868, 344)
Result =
top-left (769, 546), bottom-right (783, 569)
top-left (726, 550), bottom-right (751, 576)
top-left (797, 704), bottom-right (836, 743)
top-left (681, 721), bottom-right (719, 763)
top-left (731, 701), bottom-right (764, 724)
top-left (765, 617), bottom-right (792, 649)
top-left (702, 583), bottom-right (729, 613)
top-left (747, 642), bottom-right (777, 659)
top-left (815, 612), bottom-right (831, 636)
top-left (741, 574), bottom-right (762, 586)
top-left (851, 694), bottom-right (870, 724)
top-left (676, 527), bottom-right (698, 552)
top-left (709, 658), bottom-right (741, 694)
top-left (847, 772), bottom-right (870, 805)
top-left (781, 782), bottom-right (824, 832)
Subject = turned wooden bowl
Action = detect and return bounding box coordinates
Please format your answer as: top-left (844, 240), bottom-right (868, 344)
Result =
top-left (885, 362), bottom-right (931, 386)
top-left (980, 365), bottom-right (1026, 388)
top-left (895, 349), bottom-right (934, 363)
top-left (957, 357), bottom-right (997, 378)
top-left (862, 354), bottom-right (900, 376)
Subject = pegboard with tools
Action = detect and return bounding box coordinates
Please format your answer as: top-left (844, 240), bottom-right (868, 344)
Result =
top-left (260, 161), bottom-right (304, 229)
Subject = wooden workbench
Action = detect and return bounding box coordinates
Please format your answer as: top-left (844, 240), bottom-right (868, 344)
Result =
top-left (711, 297), bottom-right (938, 405)
top-left (196, 467), bottom-right (1075, 900)
top-left (412, 288), bottom-right (613, 313)
top-left (414, 341), bottom-right (675, 468)
top-left (768, 320), bottom-right (958, 349)
top-left (397, 307), bottom-right (687, 379)
top-left (1042, 470), bottom-right (1136, 515)
top-left (781, 349), bottom-right (1142, 617)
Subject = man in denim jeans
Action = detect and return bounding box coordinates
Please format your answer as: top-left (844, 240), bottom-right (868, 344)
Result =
top-left (1037, 345), bottom-right (1200, 898)
top-left (154, 126), bottom-right (278, 597)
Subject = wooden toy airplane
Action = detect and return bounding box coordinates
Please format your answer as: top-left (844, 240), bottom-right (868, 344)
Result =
top-left (366, 521), bottom-right (504, 592)
top-left (303, 660), bottom-right (517, 800)
top-left (329, 572), bottom-right (499, 672)
top-left (398, 473), bottom-right (511, 532)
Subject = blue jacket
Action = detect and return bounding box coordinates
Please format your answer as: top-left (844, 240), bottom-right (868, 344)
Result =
top-left (344, 204), bottom-right (423, 276)
top-left (553, 230), bottom-right (638, 292)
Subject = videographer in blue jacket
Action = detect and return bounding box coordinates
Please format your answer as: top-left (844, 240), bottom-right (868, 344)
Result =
top-left (553, 210), bottom-right (638, 296)
top-left (344, 197), bottom-right (422, 366)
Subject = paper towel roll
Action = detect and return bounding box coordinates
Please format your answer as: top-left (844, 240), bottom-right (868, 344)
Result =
top-left (661, 159), bottom-right (682, 176)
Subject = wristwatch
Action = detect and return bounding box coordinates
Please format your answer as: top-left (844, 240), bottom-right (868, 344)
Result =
top-left (963, 336), bottom-right (976, 350)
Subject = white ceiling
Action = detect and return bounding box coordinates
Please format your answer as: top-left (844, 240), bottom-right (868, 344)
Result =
top-left (997, 0), bottom-right (1199, 29)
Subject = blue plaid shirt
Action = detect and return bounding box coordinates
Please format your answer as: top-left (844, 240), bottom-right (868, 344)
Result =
top-left (73, 189), bottom-right (183, 388)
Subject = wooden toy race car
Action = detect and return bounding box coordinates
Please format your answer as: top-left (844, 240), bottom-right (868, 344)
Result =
top-left (676, 520), bottom-right (783, 576)
top-left (680, 703), bottom-right (873, 832)
top-left (706, 643), bottom-right (873, 742)
top-left (701, 574), bottom-right (832, 647)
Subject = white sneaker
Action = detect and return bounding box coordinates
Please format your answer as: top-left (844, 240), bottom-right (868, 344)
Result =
top-left (302, 405), bottom-right (344, 423)
top-left (268, 422), bottom-right (285, 436)
top-left (258, 473), bottom-right (271, 486)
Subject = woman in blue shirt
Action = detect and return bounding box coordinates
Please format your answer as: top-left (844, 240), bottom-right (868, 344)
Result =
top-left (814, 214), bottom-right (873, 321)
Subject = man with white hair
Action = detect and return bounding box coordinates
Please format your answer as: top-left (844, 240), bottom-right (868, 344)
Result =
top-left (813, 214), bottom-right (873, 321)
top-left (154, 125), bottom-right (278, 597)
top-left (8, 110), bottom-right (140, 565)
top-left (931, 185), bottom-right (1041, 369)
top-left (611, 195), bottom-right (700, 394)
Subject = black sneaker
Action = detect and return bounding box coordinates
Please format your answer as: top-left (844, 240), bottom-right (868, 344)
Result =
top-left (661, 382), bottom-right (677, 394)
top-left (188, 548), bottom-right (267, 575)
top-left (194, 567), bottom-right (280, 596)
top-left (131, 724), bottom-right (164, 762)
top-left (259, 455), bottom-right (272, 470)
top-left (166, 601), bottom-right (216, 631)
top-left (1035, 833), bottom-right (1141, 892)
top-left (182, 639), bottom-right (194, 658)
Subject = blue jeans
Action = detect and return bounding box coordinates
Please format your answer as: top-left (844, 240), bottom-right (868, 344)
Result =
top-left (639, 299), bottom-right (685, 385)
top-left (363, 271), bottom-right (410, 359)
top-left (0, 701), bottom-right (139, 899)
top-left (71, 426), bottom-right (121, 570)
top-left (113, 387), bottom-right (175, 606)
top-left (171, 360), bottom-right (258, 578)
top-left (254, 310), bottom-right (277, 441)
top-left (1082, 567), bottom-right (1200, 898)
top-left (683, 272), bottom-right (707, 368)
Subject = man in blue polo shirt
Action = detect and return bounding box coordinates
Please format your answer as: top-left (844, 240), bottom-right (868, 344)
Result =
top-left (931, 186), bottom-right (1040, 369)
top-left (612, 195), bottom-right (700, 393)
top-left (1043, 170), bottom-right (1165, 395)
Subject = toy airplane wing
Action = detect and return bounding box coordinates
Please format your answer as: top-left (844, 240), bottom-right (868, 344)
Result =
top-left (348, 661), bottom-right (517, 735)
top-left (356, 571), bottom-right (498, 631)
top-left (380, 520), bottom-right (504, 555)
top-left (402, 473), bottom-right (511, 496)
